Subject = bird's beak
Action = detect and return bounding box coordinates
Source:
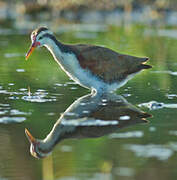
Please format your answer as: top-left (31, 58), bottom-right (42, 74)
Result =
top-left (25, 128), bottom-right (37, 144)
top-left (25, 41), bottom-right (40, 60)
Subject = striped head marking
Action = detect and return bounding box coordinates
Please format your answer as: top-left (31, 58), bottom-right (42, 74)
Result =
top-left (26, 27), bottom-right (53, 60)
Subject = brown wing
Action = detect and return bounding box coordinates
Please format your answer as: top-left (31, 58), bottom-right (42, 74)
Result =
top-left (69, 44), bottom-right (150, 83)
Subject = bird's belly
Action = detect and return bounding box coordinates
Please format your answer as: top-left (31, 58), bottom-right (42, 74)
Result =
top-left (61, 63), bottom-right (124, 92)
top-left (66, 66), bottom-right (105, 90)
top-left (55, 53), bottom-right (125, 92)
top-left (55, 53), bottom-right (105, 90)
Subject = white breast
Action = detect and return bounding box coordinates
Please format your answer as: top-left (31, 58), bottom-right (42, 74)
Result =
top-left (58, 52), bottom-right (106, 91)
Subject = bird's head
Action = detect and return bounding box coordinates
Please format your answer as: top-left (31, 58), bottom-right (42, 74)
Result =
top-left (25, 27), bottom-right (53, 60)
top-left (25, 128), bottom-right (51, 159)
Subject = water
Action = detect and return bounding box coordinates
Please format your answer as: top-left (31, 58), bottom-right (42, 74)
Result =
top-left (0, 24), bottom-right (177, 180)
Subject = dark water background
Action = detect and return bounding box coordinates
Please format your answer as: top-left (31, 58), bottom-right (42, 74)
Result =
top-left (0, 20), bottom-right (177, 180)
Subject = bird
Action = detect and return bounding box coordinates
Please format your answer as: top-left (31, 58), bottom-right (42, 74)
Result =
top-left (25, 93), bottom-right (151, 158)
top-left (26, 27), bottom-right (152, 94)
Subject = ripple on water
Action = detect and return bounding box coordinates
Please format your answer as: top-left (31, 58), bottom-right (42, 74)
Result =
top-left (0, 87), bottom-right (58, 103)
top-left (60, 145), bottom-right (73, 152)
top-left (19, 88), bottom-right (28, 91)
top-left (149, 126), bottom-right (156, 132)
top-left (16, 69), bottom-right (25, 72)
top-left (0, 89), bottom-right (25, 96)
top-left (0, 103), bottom-right (30, 123)
top-left (9, 96), bottom-right (20, 100)
top-left (152, 70), bottom-right (177, 76)
top-left (21, 88), bottom-right (57, 102)
top-left (0, 117), bottom-right (26, 123)
top-left (0, 111), bottom-right (8, 115)
top-left (10, 109), bottom-right (31, 115)
top-left (166, 94), bottom-right (177, 100)
top-left (109, 131), bottom-right (144, 139)
top-left (0, 90), bottom-right (9, 94)
top-left (4, 53), bottom-right (23, 58)
top-left (0, 104), bottom-right (10, 107)
top-left (36, 89), bottom-right (46, 92)
top-left (124, 144), bottom-right (173, 161)
top-left (138, 101), bottom-right (177, 110)
top-left (47, 112), bottom-right (55, 116)
top-left (55, 83), bottom-right (64, 87)
top-left (8, 83), bottom-right (14, 86)
top-left (22, 95), bottom-right (56, 103)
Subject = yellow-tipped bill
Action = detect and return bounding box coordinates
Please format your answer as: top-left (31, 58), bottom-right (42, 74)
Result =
top-left (25, 128), bottom-right (36, 144)
top-left (25, 41), bottom-right (40, 60)
top-left (25, 45), bottom-right (35, 60)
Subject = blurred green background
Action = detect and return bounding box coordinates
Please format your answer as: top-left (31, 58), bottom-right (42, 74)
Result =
top-left (0, 1), bottom-right (177, 180)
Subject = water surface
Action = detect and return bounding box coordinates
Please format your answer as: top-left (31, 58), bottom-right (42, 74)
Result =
top-left (0, 24), bottom-right (177, 180)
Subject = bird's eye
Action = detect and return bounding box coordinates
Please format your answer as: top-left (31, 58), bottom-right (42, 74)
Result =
top-left (38, 37), bottom-right (43, 40)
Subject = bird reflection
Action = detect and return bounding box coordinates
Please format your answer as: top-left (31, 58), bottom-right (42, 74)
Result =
top-left (25, 93), bottom-right (152, 158)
